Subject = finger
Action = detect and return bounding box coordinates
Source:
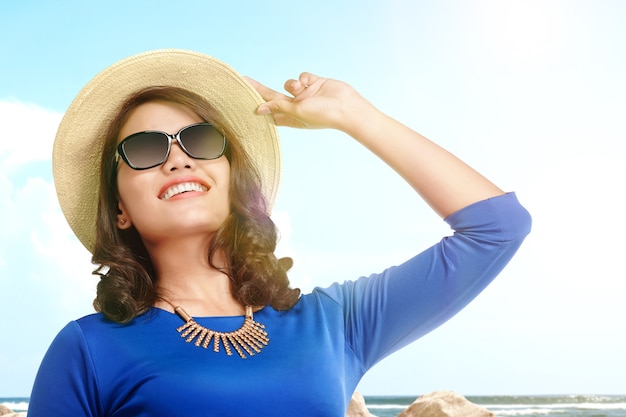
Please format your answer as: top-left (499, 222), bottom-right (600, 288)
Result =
top-left (244, 76), bottom-right (283, 102)
top-left (272, 113), bottom-right (308, 129)
top-left (257, 96), bottom-right (296, 117)
top-left (283, 78), bottom-right (308, 97)
top-left (256, 102), bottom-right (303, 128)
top-left (298, 72), bottom-right (319, 89)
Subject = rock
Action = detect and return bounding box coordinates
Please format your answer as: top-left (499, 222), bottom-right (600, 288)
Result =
top-left (346, 391), bottom-right (377, 417)
top-left (0, 404), bottom-right (22, 417)
top-left (397, 391), bottom-right (495, 417)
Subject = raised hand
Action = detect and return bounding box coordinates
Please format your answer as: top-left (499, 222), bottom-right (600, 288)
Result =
top-left (248, 71), bottom-right (504, 218)
top-left (246, 73), bottom-right (373, 133)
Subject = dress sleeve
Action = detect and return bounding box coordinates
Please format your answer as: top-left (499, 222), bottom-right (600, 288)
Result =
top-left (319, 192), bottom-right (531, 370)
top-left (28, 321), bottom-right (101, 417)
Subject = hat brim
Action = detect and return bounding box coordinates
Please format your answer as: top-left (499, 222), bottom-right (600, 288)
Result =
top-left (53, 49), bottom-right (280, 253)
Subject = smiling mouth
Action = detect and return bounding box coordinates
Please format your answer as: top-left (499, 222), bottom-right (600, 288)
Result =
top-left (160, 182), bottom-right (209, 200)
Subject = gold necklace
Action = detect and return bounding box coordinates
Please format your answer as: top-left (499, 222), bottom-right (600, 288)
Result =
top-left (172, 305), bottom-right (269, 359)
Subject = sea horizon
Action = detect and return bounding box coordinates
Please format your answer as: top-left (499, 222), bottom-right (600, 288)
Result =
top-left (3, 394), bottom-right (626, 416)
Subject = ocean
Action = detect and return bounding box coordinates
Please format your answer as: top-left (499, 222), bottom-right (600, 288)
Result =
top-left (2, 395), bottom-right (625, 416)
top-left (364, 395), bottom-right (626, 417)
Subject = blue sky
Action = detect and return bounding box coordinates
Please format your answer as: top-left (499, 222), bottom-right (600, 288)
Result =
top-left (1, 0), bottom-right (625, 397)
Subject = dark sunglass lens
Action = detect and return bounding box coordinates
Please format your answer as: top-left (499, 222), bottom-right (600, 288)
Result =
top-left (122, 132), bottom-right (169, 168)
top-left (180, 124), bottom-right (225, 159)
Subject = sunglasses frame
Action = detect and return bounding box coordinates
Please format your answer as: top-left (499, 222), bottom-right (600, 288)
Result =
top-left (115, 122), bottom-right (227, 170)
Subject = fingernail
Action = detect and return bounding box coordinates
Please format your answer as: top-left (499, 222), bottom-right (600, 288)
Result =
top-left (257, 105), bottom-right (271, 115)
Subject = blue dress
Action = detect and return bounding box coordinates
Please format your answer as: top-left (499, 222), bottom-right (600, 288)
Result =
top-left (28, 193), bottom-right (531, 416)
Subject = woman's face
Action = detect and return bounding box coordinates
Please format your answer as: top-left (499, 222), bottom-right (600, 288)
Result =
top-left (115, 100), bottom-right (231, 247)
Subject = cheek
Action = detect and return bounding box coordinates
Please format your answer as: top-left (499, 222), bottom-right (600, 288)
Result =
top-left (215, 157), bottom-right (232, 202)
top-left (116, 172), bottom-right (132, 205)
top-left (116, 170), bottom-right (151, 215)
top-left (224, 166), bottom-right (232, 201)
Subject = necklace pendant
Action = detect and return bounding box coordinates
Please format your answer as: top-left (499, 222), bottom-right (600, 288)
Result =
top-left (174, 306), bottom-right (269, 359)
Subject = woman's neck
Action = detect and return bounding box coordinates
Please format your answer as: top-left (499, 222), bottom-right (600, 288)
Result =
top-left (147, 236), bottom-right (244, 317)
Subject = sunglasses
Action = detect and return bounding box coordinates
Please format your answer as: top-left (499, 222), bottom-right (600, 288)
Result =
top-left (115, 123), bottom-right (227, 170)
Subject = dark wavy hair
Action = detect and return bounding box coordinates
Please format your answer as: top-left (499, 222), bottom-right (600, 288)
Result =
top-left (91, 86), bottom-right (300, 323)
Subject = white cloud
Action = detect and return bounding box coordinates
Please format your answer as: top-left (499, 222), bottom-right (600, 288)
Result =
top-left (0, 100), bottom-right (60, 170)
top-left (0, 99), bottom-right (95, 294)
top-left (0, 100), bottom-right (96, 395)
top-left (0, 101), bottom-right (59, 271)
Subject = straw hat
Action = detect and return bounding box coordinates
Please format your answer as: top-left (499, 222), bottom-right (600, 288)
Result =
top-left (52, 49), bottom-right (280, 253)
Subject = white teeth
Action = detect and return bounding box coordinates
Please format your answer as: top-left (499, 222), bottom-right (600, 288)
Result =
top-left (161, 182), bottom-right (208, 200)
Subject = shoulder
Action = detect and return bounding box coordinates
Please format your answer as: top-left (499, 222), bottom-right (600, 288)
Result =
top-left (54, 309), bottom-right (165, 347)
top-left (44, 313), bottom-right (111, 353)
top-left (71, 312), bottom-right (120, 335)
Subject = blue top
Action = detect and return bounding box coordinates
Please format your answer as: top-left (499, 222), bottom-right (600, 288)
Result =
top-left (28, 193), bottom-right (531, 417)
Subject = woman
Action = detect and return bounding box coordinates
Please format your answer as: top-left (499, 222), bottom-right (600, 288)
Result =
top-left (29, 49), bottom-right (531, 416)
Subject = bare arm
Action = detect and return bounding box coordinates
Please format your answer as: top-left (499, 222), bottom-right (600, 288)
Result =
top-left (247, 73), bottom-right (504, 218)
